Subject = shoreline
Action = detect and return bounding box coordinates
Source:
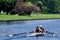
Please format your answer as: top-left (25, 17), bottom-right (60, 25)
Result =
top-left (0, 18), bottom-right (60, 22)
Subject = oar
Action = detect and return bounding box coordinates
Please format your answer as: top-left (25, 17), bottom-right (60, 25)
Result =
top-left (19, 31), bottom-right (33, 34)
top-left (7, 31), bottom-right (34, 37)
top-left (44, 31), bottom-right (56, 36)
top-left (7, 32), bottom-right (27, 37)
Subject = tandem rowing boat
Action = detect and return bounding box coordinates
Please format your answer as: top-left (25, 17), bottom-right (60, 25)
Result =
top-left (27, 31), bottom-right (56, 37)
top-left (6, 31), bottom-right (56, 37)
top-left (27, 33), bottom-right (45, 37)
top-left (27, 32), bottom-right (56, 37)
top-left (8, 32), bottom-right (45, 37)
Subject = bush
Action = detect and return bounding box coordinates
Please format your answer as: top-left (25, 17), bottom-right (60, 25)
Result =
top-left (14, 2), bottom-right (40, 16)
top-left (32, 5), bottom-right (40, 12)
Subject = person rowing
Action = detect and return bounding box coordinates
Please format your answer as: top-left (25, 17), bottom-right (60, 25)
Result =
top-left (34, 25), bottom-right (44, 33)
top-left (34, 27), bottom-right (40, 33)
top-left (39, 25), bottom-right (44, 33)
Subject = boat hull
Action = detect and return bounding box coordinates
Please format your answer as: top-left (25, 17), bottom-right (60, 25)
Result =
top-left (27, 33), bottom-right (44, 37)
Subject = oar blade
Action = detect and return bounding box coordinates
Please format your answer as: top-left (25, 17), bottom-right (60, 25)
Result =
top-left (44, 31), bottom-right (56, 37)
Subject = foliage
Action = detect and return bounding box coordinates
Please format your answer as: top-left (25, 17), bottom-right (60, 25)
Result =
top-left (47, 1), bottom-right (58, 13)
top-left (14, 2), bottom-right (40, 15)
top-left (0, 0), bottom-right (60, 15)
top-left (27, 0), bottom-right (59, 14)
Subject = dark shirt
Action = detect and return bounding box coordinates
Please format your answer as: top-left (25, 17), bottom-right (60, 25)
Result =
top-left (39, 28), bottom-right (44, 33)
top-left (35, 29), bottom-right (40, 33)
top-left (41, 28), bottom-right (44, 31)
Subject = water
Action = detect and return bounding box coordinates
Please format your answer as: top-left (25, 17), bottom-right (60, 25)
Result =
top-left (0, 19), bottom-right (60, 40)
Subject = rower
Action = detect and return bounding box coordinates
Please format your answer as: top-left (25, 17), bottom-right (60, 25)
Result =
top-left (39, 25), bottom-right (44, 33)
top-left (34, 27), bottom-right (40, 33)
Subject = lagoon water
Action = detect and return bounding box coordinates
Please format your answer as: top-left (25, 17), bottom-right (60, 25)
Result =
top-left (0, 19), bottom-right (60, 40)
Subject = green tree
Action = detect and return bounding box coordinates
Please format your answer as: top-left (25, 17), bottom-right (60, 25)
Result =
top-left (47, 1), bottom-right (58, 13)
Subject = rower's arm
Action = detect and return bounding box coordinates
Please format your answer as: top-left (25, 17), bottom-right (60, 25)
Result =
top-left (34, 29), bottom-right (36, 33)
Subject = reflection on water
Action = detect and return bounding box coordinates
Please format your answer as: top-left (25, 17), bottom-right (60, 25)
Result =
top-left (0, 21), bottom-right (26, 25)
top-left (0, 19), bottom-right (60, 40)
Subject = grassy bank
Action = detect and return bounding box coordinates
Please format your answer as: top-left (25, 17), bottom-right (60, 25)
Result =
top-left (0, 14), bottom-right (60, 21)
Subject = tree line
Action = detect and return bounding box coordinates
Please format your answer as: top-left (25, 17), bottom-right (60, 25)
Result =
top-left (0, 0), bottom-right (60, 15)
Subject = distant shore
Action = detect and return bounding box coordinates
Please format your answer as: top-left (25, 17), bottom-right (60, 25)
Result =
top-left (0, 18), bottom-right (60, 22)
top-left (0, 14), bottom-right (60, 22)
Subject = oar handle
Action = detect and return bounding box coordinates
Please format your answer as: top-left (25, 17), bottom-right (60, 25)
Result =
top-left (44, 31), bottom-right (55, 34)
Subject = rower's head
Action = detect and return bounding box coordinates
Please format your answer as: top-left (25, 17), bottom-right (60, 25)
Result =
top-left (40, 27), bottom-right (43, 29)
top-left (36, 27), bottom-right (39, 29)
top-left (39, 25), bottom-right (43, 27)
top-left (39, 25), bottom-right (43, 29)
